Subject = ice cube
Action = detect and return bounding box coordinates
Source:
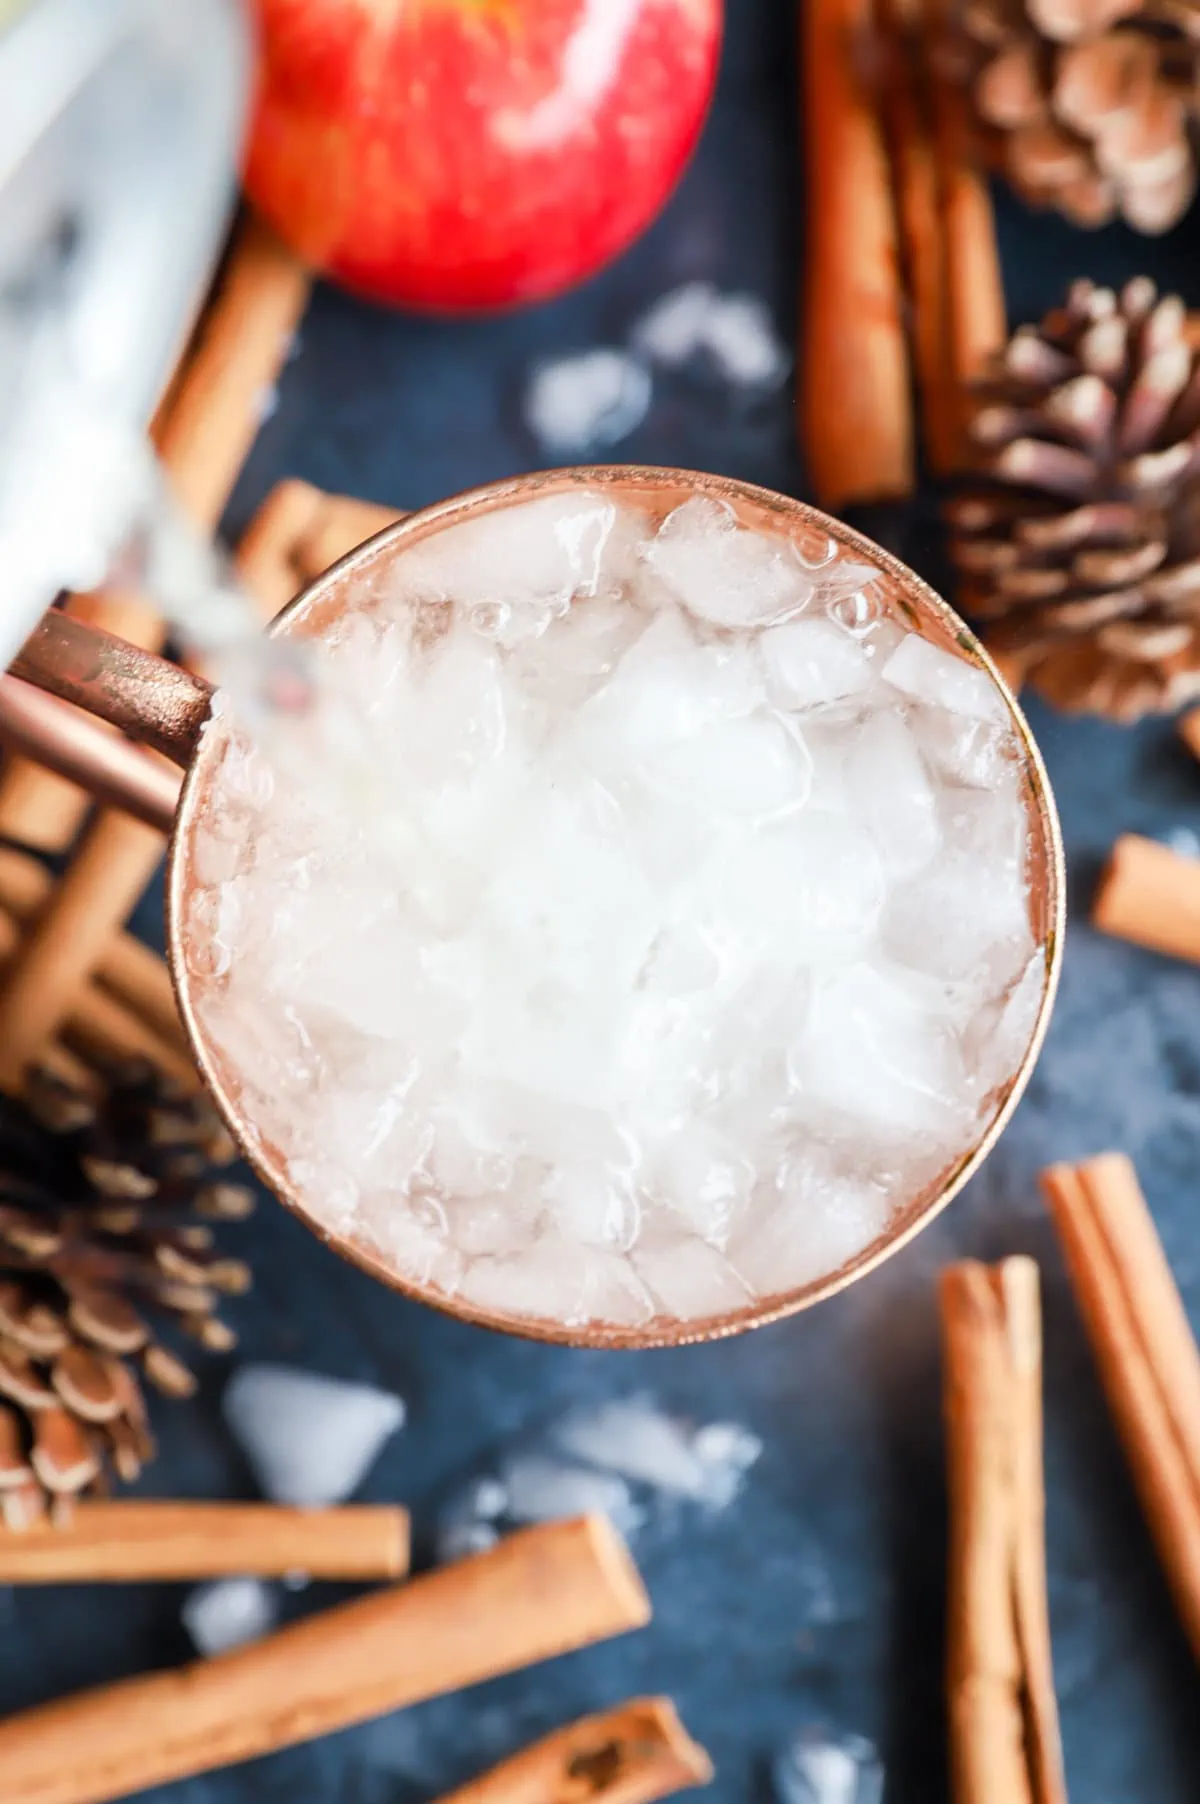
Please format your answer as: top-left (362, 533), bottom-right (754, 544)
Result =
top-left (639, 922), bottom-right (722, 996)
top-left (437, 1518), bottom-right (501, 1563)
top-left (356, 1191), bottom-right (465, 1294)
top-left (223, 1365), bottom-right (405, 1506)
top-left (633, 1234), bottom-right (752, 1319)
top-left (500, 1453), bottom-right (639, 1530)
top-left (541, 1165), bottom-right (641, 1250)
top-left (645, 498), bottom-right (813, 628)
top-left (653, 1124), bottom-right (755, 1245)
top-left (700, 293), bottom-right (790, 388)
top-left (964, 951), bottom-right (1046, 1097)
top-left (691, 1421), bottom-right (764, 1508)
top-left (882, 851), bottom-right (1032, 986)
top-left (631, 281), bottom-right (718, 365)
top-left (731, 1156), bottom-right (892, 1295)
top-left (390, 492), bottom-right (644, 620)
top-left (913, 708), bottom-right (1017, 790)
top-left (508, 595), bottom-right (647, 712)
top-left (575, 604), bottom-right (760, 761)
top-left (841, 711), bottom-right (940, 879)
top-left (555, 1397), bottom-right (713, 1495)
top-left (789, 964), bottom-right (973, 1145)
top-left (577, 1251), bottom-right (658, 1327)
top-left (401, 627), bottom-right (510, 784)
top-left (760, 619), bottom-right (875, 711)
top-left (631, 283), bottom-right (789, 389)
top-left (713, 813), bottom-right (885, 963)
top-left (451, 1195), bottom-right (538, 1259)
top-left (774, 1729), bottom-right (883, 1804)
top-left (882, 633), bottom-right (1008, 722)
top-left (647, 715), bottom-right (812, 819)
top-left (523, 349), bottom-right (651, 455)
top-left (182, 1577), bottom-right (277, 1658)
top-left (554, 1395), bottom-right (758, 1505)
top-left (461, 1239), bottom-right (594, 1323)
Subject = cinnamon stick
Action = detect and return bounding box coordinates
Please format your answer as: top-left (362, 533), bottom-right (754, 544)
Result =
top-left (1092, 833), bottom-right (1200, 965)
top-left (1178, 706), bottom-right (1200, 764)
top-left (236, 481), bottom-right (403, 620)
top-left (0, 882), bottom-right (191, 1086)
top-left (0, 849), bottom-right (187, 1053)
top-left (926, 0), bottom-right (1006, 457)
top-left (1041, 1156), bottom-right (1200, 1660)
top-left (0, 814), bottom-right (170, 1090)
top-left (801, 0), bottom-right (915, 507)
top-left (0, 216), bottom-right (309, 852)
top-left (0, 1501), bottom-right (408, 1584)
top-left (881, 0), bottom-right (958, 475)
top-left (436, 1698), bottom-right (712, 1804)
top-left (0, 1515), bottom-right (650, 1804)
top-left (940, 1257), bottom-right (1066, 1804)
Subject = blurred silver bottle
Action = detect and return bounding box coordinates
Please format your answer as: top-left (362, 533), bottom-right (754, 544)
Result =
top-left (0, 0), bottom-right (251, 666)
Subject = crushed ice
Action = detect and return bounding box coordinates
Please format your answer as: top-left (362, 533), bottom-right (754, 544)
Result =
top-left (523, 349), bottom-right (651, 455)
top-left (436, 1394), bottom-right (762, 1561)
top-left (223, 1365), bottom-right (405, 1506)
top-left (774, 1730), bottom-right (883, 1804)
top-left (182, 1576), bottom-right (278, 1657)
top-left (186, 490), bottom-right (1043, 1330)
top-left (632, 282), bottom-right (791, 388)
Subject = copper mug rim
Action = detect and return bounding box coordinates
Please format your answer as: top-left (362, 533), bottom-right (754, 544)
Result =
top-left (11, 466), bottom-right (1066, 1348)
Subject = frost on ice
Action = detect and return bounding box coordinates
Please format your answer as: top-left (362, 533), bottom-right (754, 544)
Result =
top-left (185, 489), bottom-right (1045, 1331)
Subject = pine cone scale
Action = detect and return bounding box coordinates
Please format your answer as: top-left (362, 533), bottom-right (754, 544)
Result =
top-left (949, 278), bottom-right (1200, 716)
top-left (0, 1063), bottom-right (251, 1514)
top-left (960, 1), bottom-right (1200, 232)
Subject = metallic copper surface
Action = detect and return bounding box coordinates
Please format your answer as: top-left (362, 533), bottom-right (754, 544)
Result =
top-left (12, 609), bottom-right (212, 767)
top-left (0, 677), bottom-right (181, 834)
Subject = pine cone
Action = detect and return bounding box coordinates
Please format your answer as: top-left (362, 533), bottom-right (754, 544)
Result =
top-left (947, 277), bottom-right (1200, 722)
top-left (959, 0), bottom-right (1200, 231)
top-left (0, 1063), bottom-right (253, 1525)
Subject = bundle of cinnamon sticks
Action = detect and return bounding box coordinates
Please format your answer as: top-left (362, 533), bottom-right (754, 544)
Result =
top-left (800, 0), bottom-right (1006, 508)
top-left (942, 1150), bottom-right (1200, 1801)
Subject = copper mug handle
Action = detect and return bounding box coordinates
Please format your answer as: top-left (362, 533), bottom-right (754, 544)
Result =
top-left (0, 610), bottom-right (211, 834)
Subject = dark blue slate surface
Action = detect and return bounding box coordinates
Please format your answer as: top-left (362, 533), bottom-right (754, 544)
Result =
top-left (5, 5), bottom-right (1200, 1800)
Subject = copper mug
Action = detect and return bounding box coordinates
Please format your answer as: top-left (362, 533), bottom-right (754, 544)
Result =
top-left (2, 467), bottom-right (1066, 1347)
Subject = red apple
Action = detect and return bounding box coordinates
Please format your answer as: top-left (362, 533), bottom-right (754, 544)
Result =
top-left (243, 0), bottom-right (722, 313)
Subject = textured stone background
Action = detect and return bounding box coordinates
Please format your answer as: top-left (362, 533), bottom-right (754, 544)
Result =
top-left (3, 5), bottom-right (1199, 1800)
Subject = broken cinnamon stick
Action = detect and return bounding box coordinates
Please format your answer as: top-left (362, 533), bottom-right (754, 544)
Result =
top-left (801, 0), bottom-right (915, 507)
top-left (1092, 832), bottom-right (1200, 965)
top-left (1041, 1156), bottom-right (1200, 1660)
top-left (0, 1515), bottom-right (650, 1804)
top-left (0, 215), bottom-right (309, 852)
top-left (0, 1501), bottom-right (407, 1584)
top-left (436, 1698), bottom-right (712, 1804)
top-left (940, 1257), bottom-right (1066, 1804)
top-left (236, 480), bottom-right (403, 620)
